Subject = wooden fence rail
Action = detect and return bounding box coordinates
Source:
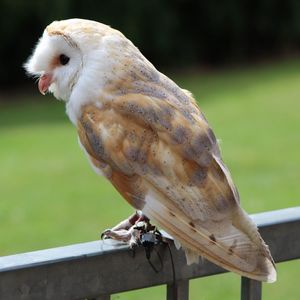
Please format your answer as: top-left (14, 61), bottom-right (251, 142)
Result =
top-left (0, 207), bottom-right (300, 300)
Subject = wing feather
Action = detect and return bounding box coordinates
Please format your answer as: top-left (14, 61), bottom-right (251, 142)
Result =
top-left (77, 71), bottom-right (276, 282)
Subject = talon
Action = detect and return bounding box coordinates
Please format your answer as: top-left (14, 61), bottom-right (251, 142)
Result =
top-left (129, 240), bottom-right (138, 249)
top-left (134, 221), bottom-right (147, 231)
top-left (99, 211), bottom-right (160, 247)
top-left (100, 229), bottom-right (112, 239)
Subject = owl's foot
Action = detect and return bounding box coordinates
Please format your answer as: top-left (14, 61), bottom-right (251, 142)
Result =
top-left (100, 211), bottom-right (158, 248)
top-left (101, 226), bottom-right (140, 248)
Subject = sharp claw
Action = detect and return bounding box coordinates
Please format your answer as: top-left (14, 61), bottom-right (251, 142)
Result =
top-left (129, 240), bottom-right (138, 249)
top-left (100, 229), bottom-right (111, 239)
top-left (100, 212), bottom-right (159, 248)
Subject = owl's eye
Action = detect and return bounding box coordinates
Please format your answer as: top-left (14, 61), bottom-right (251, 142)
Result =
top-left (59, 54), bottom-right (70, 65)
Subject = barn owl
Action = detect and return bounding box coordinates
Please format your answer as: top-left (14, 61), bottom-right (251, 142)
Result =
top-left (25, 18), bottom-right (276, 282)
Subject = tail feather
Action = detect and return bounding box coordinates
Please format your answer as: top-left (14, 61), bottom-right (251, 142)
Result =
top-left (184, 247), bottom-right (200, 265)
top-left (143, 192), bottom-right (276, 283)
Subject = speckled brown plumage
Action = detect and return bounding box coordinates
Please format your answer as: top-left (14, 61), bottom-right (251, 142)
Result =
top-left (26, 18), bottom-right (276, 282)
top-left (77, 62), bottom-right (275, 281)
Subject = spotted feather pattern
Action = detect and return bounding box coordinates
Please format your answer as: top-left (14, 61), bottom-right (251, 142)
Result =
top-left (35, 18), bottom-right (276, 282)
top-left (77, 60), bottom-right (276, 282)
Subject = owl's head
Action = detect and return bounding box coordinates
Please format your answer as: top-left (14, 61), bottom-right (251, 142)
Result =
top-left (25, 18), bottom-right (124, 102)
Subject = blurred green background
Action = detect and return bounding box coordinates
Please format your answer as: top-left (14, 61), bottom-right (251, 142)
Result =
top-left (0, 1), bottom-right (299, 299)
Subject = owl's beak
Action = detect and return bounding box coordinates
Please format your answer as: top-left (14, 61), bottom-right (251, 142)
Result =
top-left (38, 73), bottom-right (53, 95)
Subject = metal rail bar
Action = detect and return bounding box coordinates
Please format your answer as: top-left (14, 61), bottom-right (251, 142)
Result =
top-left (241, 277), bottom-right (262, 300)
top-left (0, 207), bottom-right (299, 300)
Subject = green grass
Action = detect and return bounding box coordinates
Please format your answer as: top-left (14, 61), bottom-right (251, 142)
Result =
top-left (1, 59), bottom-right (300, 299)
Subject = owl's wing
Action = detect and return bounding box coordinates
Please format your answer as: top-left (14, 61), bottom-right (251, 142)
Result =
top-left (77, 85), bottom-right (275, 282)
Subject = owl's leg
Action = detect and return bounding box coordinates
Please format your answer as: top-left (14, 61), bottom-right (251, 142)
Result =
top-left (101, 211), bottom-right (148, 248)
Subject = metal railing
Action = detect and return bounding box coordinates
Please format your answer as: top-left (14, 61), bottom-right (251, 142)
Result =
top-left (0, 207), bottom-right (299, 300)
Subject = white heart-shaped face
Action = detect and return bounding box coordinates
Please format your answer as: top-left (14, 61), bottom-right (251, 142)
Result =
top-left (24, 31), bottom-right (84, 102)
top-left (24, 18), bottom-right (149, 125)
top-left (24, 19), bottom-right (127, 125)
